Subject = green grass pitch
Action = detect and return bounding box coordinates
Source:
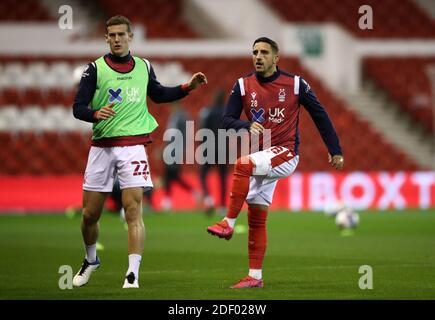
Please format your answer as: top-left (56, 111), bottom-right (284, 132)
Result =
top-left (0, 209), bottom-right (434, 300)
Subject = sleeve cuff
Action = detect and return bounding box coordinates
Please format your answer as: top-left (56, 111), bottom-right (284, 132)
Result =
top-left (92, 111), bottom-right (99, 121)
top-left (181, 83), bottom-right (193, 92)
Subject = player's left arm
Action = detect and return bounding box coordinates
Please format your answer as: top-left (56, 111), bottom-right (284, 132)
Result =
top-left (147, 64), bottom-right (206, 103)
top-left (187, 72), bottom-right (207, 89)
top-left (299, 77), bottom-right (344, 170)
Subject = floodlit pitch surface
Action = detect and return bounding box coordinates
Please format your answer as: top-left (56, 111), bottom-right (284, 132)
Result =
top-left (0, 210), bottom-right (434, 299)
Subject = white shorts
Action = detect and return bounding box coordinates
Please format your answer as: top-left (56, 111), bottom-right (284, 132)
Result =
top-left (246, 146), bottom-right (299, 206)
top-left (83, 145), bottom-right (153, 192)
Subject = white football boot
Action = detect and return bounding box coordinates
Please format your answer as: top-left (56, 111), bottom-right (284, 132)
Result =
top-left (72, 257), bottom-right (100, 287)
top-left (122, 272), bottom-right (139, 288)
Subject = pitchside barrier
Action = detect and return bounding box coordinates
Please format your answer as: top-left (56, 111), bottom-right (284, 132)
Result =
top-left (0, 171), bottom-right (434, 213)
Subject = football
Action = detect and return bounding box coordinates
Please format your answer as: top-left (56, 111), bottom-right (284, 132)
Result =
top-left (335, 208), bottom-right (360, 229)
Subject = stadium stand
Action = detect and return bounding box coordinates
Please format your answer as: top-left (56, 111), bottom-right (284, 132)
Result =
top-left (0, 0), bottom-right (53, 21)
top-left (0, 0), bottom-right (433, 214)
top-left (264, 0), bottom-right (435, 38)
top-left (0, 0), bottom-right (429, 176)
top-left (0, 0), bottom-right (198, 39)
top-left (0, 56), bottom-right (421, 175)
top-left (364, 57), bottom-right (435, 133)
top-left (95, 0), bottom-right (198, 38)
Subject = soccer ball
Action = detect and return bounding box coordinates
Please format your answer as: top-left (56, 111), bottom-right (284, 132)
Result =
top-left (335, 208), bottom-right (360, 229)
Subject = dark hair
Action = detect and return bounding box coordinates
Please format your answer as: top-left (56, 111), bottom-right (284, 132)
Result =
top-left (106, 15), bottom-right (132, 33)
top-left (253, 37), bottom-right (279, 54)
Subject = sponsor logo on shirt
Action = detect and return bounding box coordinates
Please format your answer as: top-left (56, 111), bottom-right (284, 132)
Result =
top-left (108, 87), bottom-right (141, 103)
top-left (268, 107), bottom-right (285, 124)
top-left (126, 87), bottom-right (141, 103)
top-left (251, 108), bottom-right (265, 122)
top-left (108, 88), bottom-right (123, 103)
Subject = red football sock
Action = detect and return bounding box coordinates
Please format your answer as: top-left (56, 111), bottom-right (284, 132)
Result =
top-left (248, 206), bottom-right (268, 269)
top-left (226, 157), bottom-right (254, 219)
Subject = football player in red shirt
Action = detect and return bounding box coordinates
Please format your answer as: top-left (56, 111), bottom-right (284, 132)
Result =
top-left (207, 37), bottom-right (344, 288)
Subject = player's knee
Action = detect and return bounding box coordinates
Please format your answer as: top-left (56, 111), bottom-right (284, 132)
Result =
top-left (82, 209), bottom-right (100, 225)
top-left (249, 203), bottom-right (269, 212)
top-left (123, 203), bottom-right (142, 224)
top-left (234, 156), bottom-right (254, 176)
top-left (248, 214), bottom-right (267, 228)
top-left (124, 214), bottom-right (142, 228)
top-left (248, 205), bottom-right (268, 228)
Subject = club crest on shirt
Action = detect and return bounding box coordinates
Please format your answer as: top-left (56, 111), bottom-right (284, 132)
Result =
top-left (278, 88), bottom-right (286, 102)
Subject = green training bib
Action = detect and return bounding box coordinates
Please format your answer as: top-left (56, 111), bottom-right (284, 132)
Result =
top-left (91, 56), bottom-right (158, 140)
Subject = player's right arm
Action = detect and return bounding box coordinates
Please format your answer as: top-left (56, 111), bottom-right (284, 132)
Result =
top-left (220, 81), bottom-right (252, 131)
top-left (72, 63), bottom-right (100, 123)
top-left (94, 102), bottom-right (116, 120)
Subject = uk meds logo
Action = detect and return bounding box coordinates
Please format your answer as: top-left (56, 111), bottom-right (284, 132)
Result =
top-left (108, 88), bottom-right (123, 103)
top-left (251, 108), bottom-right (265, 122)
top-left (126, 87), bottom-right (141, 103)
top-left (269, 107), bottom-right (285, 124)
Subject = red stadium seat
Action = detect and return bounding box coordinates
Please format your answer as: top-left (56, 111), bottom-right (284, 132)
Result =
top-left (0, 0), bottom-right (52, 21)
top-left (363, 57), bottom-right (434, 133)
top-left (95, 0), bottom-right (198, 39)
top-left (0, 56), bottom-right (423, 174)
top-left (264, 0), bottom-right (435, 39)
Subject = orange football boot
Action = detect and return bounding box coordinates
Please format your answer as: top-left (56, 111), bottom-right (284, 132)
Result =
top-left (207, 220), bottom-right (234, 240)
top-left (230, 276), bottom-right (263, 289)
